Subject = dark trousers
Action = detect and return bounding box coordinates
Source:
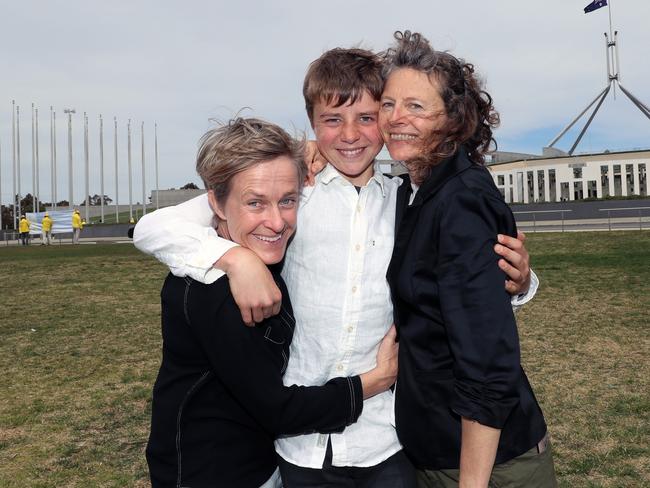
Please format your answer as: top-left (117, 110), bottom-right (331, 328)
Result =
top-left (20, 232), bottom-right (29, 245)
top-left (278, 439), bottom-right (417, 488)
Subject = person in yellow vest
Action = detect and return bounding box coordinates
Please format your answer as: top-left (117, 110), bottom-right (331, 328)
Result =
top-left (72, 209), bottom-right (83, 244)
top-left (19, 215), bottom-right (31, 246)
top-left (41, 213), bottom-right (53, 245)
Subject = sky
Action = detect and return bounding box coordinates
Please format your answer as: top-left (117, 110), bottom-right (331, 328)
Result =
top-left (1, 0), bottom-right (649, 207)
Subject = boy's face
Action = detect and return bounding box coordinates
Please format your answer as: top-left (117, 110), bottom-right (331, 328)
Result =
top-left (312, 90), bottom-right (383, 187)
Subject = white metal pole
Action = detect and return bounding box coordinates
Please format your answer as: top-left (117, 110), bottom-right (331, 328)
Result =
top-left (16, 105), bottom-right (21, 221)
top-left (31, 103), bottom-right (36, 213)
top-left (99, 115), bottom-right (104, 223)
top-left (12, 100), bottom-right (17, 228)
top-left (35, 107), bottom-right (40, 212)
top-left (114, 117), bottom-right (119, 223)
top-left (65, 108), bottom-right (75, 209)
top-left (141, 121), bottom-right (146, 217)
top-left (84, 112), bottom-right (89, 223)
top-left (155, 122), bottom-right (159, 210)
top-left (53, 109), bottom-right (57, 209)
top-left (128, 119), bottom-right (133, 222)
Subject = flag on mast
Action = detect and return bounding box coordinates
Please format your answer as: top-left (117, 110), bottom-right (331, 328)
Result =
top-left (584, 0), bottom-right (607, 13)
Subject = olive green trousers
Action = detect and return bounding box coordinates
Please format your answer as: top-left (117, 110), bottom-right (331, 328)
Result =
top-left (416, 439), bottom-right (558, 488)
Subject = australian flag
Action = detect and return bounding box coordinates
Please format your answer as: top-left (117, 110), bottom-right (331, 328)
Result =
top-left (584, 0), bottom-right (607, 13)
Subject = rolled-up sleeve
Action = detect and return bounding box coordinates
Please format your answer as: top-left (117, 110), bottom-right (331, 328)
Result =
top-left (133, 193), bottom-right (238, 284)
top-left (436, 189), bottom-right (521, 429)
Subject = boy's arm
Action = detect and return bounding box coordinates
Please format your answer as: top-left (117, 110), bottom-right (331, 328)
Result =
top-left (133, 193), bottom-right (281, 324)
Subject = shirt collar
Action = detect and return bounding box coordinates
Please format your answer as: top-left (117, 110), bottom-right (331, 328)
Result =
top-left (317, 162), bottom-right (387, 197)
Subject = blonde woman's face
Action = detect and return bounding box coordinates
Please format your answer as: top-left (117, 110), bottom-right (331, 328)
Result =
top-left (379, 68), bottom-right (448, 162)
top-left (209, 157), bottom-right (300, 265)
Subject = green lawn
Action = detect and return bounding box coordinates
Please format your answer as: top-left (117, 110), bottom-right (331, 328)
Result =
top-left (0, 232), bottom-right (649, 487)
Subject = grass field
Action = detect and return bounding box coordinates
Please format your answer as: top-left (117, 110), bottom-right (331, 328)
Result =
top-left (0, 232), bottom-right (648, 487)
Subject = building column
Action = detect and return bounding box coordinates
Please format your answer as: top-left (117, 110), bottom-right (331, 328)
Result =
top-left (596, 171), bottom-right (603, 198)
top-left (569, 179), bottom-right (575, 201)
top-left (532, 170), bottom-right (539, 202)
top-left (511, 171), bottom-right (519, 203)
top-left (621, 164), bottom-right (628, 196)
top-left (523, 172), bottom-right (529, 204)
top-left (633, 163), bottom-right (640, 196)
top-left (555, 173), bottom-right (562, 203)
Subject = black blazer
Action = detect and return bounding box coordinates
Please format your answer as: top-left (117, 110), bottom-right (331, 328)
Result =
top-left (146, 271), bottom-right (363, 488)
top-left (388, 147), bottom-right (547, 470)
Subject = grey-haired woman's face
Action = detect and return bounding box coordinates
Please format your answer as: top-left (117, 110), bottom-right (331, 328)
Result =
top-left (379, 68), bottom-right (448, 162)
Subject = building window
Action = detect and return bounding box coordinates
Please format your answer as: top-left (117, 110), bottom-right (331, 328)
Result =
top-left (549, 169), bottom-right (557, 202)
top-left (509, 174), bottom-right (513, 185)
top-left (497, 175), bottom-right (505, 186)
top-left (560, 182), bottom-right (570, 201)
top-left (573, 167), bottom-right (583, 179)
top-left (537, 170), bottom-right (545, 202)
top-left (574, 181), bottom-right (584, 200)
top-left (527, 171), bottom-right (534, 202)
top-left (588, 180), bottom-right (597, 198)
top-left (639, 164), bottom-right (647, 196)
top-left (601, 165), bottom-right (610, 198)
top-left (626, 164), bottom-right (635, 195)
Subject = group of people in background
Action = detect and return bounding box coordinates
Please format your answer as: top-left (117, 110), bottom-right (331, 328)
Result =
top-left (16, 209), bottom-right (83, 246)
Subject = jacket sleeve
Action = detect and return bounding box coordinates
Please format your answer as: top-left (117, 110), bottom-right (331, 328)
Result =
top-left (187, 281), bottom-right (363, 436)
top-left (132, 193), bottom-right (239, 284)
top-left (436, 188), bottom-right (521, 429)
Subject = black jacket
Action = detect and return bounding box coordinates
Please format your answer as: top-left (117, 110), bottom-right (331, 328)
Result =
top-left (388, 148), bottom-right (547, 470)
top-left (146, 272), bottom-right (363, 488)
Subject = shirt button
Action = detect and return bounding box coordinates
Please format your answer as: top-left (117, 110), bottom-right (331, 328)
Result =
top-left (356, 205), bottom-right (361, 213)
top-left (355, 244), bottom-right (361, 251)
top-left (348, 326), bottom-right (354, 333)
top-left (351, 286), bottom-right (357, 293)
top-left (337, 364), bottom-right (344, 371)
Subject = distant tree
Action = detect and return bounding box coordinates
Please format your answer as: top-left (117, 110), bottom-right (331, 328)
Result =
top-left (181, 182), bottom-right (200, 190)
top-left (82, 194), bottom-right (114, 206)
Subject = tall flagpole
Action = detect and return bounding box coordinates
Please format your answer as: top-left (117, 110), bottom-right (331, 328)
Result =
top-left (64, 108), bottom-right (75, 209)
top-left (84, 112), bottom-right (89, 223)
top-left (53, 110), bottom-right (58, 209)
top-left (99, 115), bottom-right (105, 223)
top-left (12, 100), bottom-right (17, 228)
top-left (50, 107), bottom-right (56, 210)
top-left (114, 117), bottom-right (119, 223)
top-left (141, 121), bottom-right (146, 217)
top-left (35, 107), bottom-right (40, 212)
top-left (128, 118), bottom-right (133, 222)
top-left (31, 103), bottom-right (36, 213)
top-left (16, 105), bottom-right (21, 221)
top-left (154, 122), bottom-right (159, 209)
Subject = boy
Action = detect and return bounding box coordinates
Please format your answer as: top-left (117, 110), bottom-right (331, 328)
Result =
top-left (135, 48), bottom-right (535, 487)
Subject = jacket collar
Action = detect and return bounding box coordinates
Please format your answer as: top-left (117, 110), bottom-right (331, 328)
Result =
top-left (409, 146), bottom-right (473, 207)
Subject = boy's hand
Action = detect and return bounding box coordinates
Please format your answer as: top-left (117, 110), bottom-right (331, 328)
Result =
top-left (215, 247), bottom-right (282, 326)
top-left (494, 231), bottom-right (531, 296)
top-left (304, 140), bottom-right (327, 186)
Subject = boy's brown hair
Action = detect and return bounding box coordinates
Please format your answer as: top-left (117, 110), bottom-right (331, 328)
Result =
top-left (303, 48), bottom-right (384, 125)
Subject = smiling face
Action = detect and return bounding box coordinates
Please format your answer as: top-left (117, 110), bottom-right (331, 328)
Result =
top-left (379, 68), bottom-right (448, 163)
top-left (312, 90), bottom-right (384, 186)
top-left (209, 156), bottom-right (300, 265)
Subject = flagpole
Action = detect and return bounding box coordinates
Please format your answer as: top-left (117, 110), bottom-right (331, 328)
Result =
top-left (53, 110), bottom-right (58, 209)
top-left (154, 122), bottom-right (159, 210)
top-left (99, 114), bottom-right (105, 223)
top-left (12, 100), bottom-right (17, 228)
top-left (114, 117), bottom-right (119, 223)
top-left (16, 105), bottom-right (21, 222)
top-left (141, 121), bottom-right (146, 217)
top-left (35, 107), bottom-right (40, 213)
top-left (31, 103), bottom-right (36, 213)
top-left (84, 112), bottom-right (89, 223)
top-left (128, 118), bottom-right (133, 222)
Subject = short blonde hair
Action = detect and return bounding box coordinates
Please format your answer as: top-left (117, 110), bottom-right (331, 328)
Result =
top-left (196, 117), bottom-right (306, 203)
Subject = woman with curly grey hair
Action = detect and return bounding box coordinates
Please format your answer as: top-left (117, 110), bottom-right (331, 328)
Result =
top-left (381, 31), bottom-right (558, 487)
